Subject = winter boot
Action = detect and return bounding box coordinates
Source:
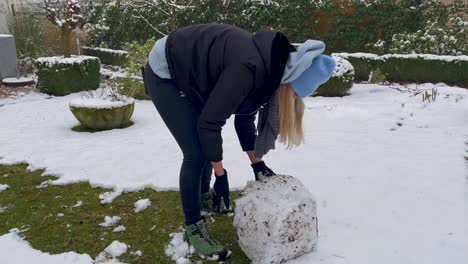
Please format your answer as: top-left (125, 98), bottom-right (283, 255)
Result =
top-left (184, 217), bottom-right (231, 261)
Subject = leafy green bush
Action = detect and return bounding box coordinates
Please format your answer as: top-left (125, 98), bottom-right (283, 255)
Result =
top-left (8, 13), bottom-right (49, 59)
top-left (36, 56), bottom-right (100, 96)
top-left (83, 46), bottom-right (128, 66)
top-left (388, 0), bottom-right (467, 55)
top-left (314, 56), bottom-right (354, 97)
top-left (333, 53), bottom-right (468, 85)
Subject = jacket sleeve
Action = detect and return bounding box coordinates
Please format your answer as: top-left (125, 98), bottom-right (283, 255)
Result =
top-left (198, 63), bottom-right (255, 162)
top-left (234, 114), bottom-right (256, 152)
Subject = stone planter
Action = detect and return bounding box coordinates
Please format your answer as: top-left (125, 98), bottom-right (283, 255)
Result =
top-left (69, 97), bottom-right (135, 131)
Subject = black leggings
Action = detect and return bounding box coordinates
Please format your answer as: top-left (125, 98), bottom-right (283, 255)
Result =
top-left (143, 63), bottom-right (212, 225)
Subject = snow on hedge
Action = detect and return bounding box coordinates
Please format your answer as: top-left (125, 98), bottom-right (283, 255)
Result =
top-left (333, 52), bottom-right (468, 62)
top-left (36, 56), bottom-right (100, 66)
top-left (83, 46), bottom-right (128, 55)
top-left (331, 56), bottom-right (354, 77)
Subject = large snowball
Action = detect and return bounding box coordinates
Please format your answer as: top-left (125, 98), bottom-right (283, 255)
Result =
top-left (233, 175), bottom-right (318, 264)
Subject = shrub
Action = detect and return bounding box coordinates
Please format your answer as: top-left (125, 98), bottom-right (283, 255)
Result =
top-left (333, 52), bottom-right (468, 86)
top-left (82, 46), bottom-right (128, 66)
top-left (388, 0), bottom-right (467, 55)
top-left (36, 56), bottom-right (100, 96)
top-left (8, 12), bottom-right (49, 59)
top-left (314, 56), bottom-right (354, 97)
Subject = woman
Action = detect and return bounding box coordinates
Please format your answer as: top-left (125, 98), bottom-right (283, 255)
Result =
top-left (142, 23), bottom-right (335, 261)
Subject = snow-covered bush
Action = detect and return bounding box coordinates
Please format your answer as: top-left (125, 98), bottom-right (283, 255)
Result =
top-left (333, 52), bottom-right (468, 85)
top-left (314, 56), bottom-right (354, 97)
top-left (388, 0), bottom-right (467, 55)
top-left (234, 175), bottom-right (318, 264)
top-left (69, 85), bottom-right (135, 131)
top-left (36, 56), bottom-right (100, 96)
top-left (82, 46), bottom-right (128, 66)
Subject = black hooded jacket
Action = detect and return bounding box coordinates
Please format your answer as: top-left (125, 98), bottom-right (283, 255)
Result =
top-left (165, 24), bottom-right (294, 162)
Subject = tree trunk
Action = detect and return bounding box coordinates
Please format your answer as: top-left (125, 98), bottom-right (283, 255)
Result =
top-left (62, 28), bottom-right (72, 58)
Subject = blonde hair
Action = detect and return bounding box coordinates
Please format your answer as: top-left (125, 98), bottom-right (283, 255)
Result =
top-left (278, 83), bottom-right (305, 149)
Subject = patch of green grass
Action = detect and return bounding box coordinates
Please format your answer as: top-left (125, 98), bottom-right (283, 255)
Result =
top-left (0, 163), bottom-right (249, 263)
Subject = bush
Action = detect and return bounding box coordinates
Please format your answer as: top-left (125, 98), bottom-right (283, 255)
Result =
top-left (314, 56), bottom-right (354, 97)
top-left (388, 0), bottom-right (467, 55)
top-left (36, 56), bottom-right (100, 96)
top-left (332, 53), bottom-right (468, 86)
top-left (8, 13), bottom-right (49, 58)
top-left (82, 46), bottom-right (128, 66)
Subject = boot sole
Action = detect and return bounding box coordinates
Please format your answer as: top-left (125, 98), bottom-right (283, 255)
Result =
top-left (184, 233), bottom-right (232, 261)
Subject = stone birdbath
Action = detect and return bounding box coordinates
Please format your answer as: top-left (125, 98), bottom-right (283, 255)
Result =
top-left (69, 87), bottom-right (135, 131)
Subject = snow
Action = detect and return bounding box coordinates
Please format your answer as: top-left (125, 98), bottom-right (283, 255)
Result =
top-left (331, 56), bottom-right (354, 77)
top-left (234, 175), bottom-right (318, 264)
top-left (2, 77), bottom-right (34, 84)
top-left (0, 184), bottom-right (9, 192)
top-left (333, 52), bottom-right (468, 62)
top-left (165, 232), bottom-right (194, 262)
top-left (0, 34), bottom-right (13, 38)
top-left (134, 198), bottom-right (151, 213)
top-left (95, 240), bottom-right (128, 263)
top-left (83, 46), bottom-right (129, 55)
top-left (0, 228), bottom-right (94, 264)
top-left (36, 56), bottom-right (100, 66)
top-left (113, 225), bottom-right (126, 233)
top-left (99, 216), bottom-right (121, 227)
top-left (69, 97), bottom-right (134, 109)
top-left (1, 82), bottom-right (468, 263)
top-left (72, 200), bottom-right (83, 207)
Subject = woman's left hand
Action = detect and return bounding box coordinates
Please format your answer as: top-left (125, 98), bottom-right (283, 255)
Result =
top-left (251, 161), bottom-right (276, 181)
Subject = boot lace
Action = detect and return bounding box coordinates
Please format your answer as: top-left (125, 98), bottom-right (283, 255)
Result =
top-left (193, 221), bottom-right (218, 246)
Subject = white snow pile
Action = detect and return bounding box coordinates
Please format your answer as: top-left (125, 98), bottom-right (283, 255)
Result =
top-left (95, 240), bottom-right (128, 264)
top-left (2, 77), bottom-right (34, 84)
top-left (234, 175), bottom-right (318, 264)
top-left (99, 216), bottom-right (121, 227)
top-left (0, 228), bottom-right (94, 264)
top-left (134, 198), bottom-right (151, 213)
top-left (99, 190), bottom-right (124, 204)
top-left (113, 225), bottom-right (126, 233)
top-left (72, 200), bottom-right (83, 207)
top-left (165, 232), bottom-right (194, 263)
top-left (36, 55), bottom-right (99, 66)
top-left (0, 184), bottom-right (9, 192)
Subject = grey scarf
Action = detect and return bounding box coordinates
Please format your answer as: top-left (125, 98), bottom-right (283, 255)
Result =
top-left (254, 90), bottom-right (280, 159)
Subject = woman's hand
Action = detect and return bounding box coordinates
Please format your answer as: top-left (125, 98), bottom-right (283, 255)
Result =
top-left (212, 169), bottom-right (230, 213)
top-left (251, 161), bottom-right (276, 181)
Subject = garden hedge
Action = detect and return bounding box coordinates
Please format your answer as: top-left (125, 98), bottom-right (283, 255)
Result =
top-left (313, 56), bottom-right (355, 97)
top-left (82, 46), bottom-right (128, 66)
top-left (36, 56), bottom-right (100, 96)
top-left (332, 53), bottom-right (468, 86)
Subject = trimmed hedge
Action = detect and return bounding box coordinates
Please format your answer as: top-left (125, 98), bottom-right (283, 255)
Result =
top-left (314, 56), bottom-right (354, 97)
top-left (332, 53), bottom-right (468, 85)
top-left (36, 56), bottom-right (100, 96)
top-left (82, 46), bottom-right (128, 66)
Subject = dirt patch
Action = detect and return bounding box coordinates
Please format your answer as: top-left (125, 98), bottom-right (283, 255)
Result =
top-left (0, 84), bottom-right (39, 99)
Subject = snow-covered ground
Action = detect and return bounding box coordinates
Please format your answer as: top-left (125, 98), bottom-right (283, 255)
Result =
top-left (0, 83), bottom-right (467, 263)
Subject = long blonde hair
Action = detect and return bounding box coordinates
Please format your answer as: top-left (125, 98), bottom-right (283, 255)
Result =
top-left (278, 83), bottom-right (305, 149)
